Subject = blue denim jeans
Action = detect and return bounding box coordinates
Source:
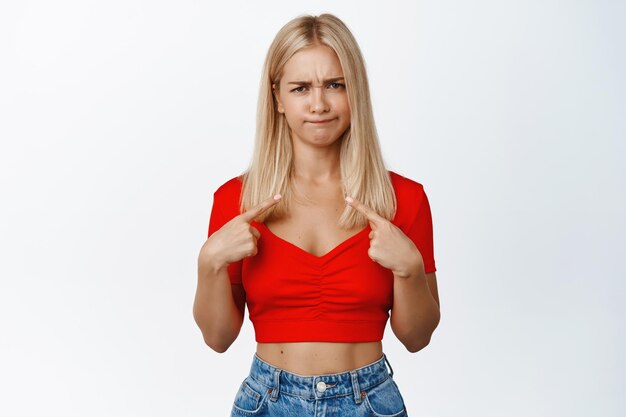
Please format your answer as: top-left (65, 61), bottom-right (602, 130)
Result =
top-left (230, 352), bottom-right (408, 416)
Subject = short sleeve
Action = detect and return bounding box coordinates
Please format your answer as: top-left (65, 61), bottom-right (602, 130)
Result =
top-left (207, 188), bottom-right (243, 285)
top-left (405, 186), bottom-right (437, 273)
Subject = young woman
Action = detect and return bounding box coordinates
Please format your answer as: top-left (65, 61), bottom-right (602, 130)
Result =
top-left (193, 13), bottom-right (440, 417)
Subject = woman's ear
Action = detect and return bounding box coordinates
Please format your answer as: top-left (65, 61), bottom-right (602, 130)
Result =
top-left (272, 83), bottom-right (284, 114)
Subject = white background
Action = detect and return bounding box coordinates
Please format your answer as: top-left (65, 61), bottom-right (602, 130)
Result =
top-left (1, 1), bottom-right (624, 416)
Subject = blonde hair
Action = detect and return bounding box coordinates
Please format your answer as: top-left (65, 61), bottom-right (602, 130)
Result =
top-left (240, 13), bottom-right (396, 229)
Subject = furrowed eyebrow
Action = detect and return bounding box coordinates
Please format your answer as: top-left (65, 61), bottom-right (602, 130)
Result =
top-left (287, 77), bottom-right (345, 85)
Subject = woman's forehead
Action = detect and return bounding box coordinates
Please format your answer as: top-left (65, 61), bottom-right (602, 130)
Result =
top-left (282, 45), bottom-right (344, 81)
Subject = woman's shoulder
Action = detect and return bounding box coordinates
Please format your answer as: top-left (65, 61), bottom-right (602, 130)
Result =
top-left (388, 169), bottom-right (426, 195)
top-left (214, 174), bottom-right (244, 196)
top-left (387, 170), bottom-right (430, 224)
top-left (212, 174), bottom-right (244, 214)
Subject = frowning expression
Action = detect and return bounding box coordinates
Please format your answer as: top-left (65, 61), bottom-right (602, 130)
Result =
top-left (273, 44), bottom-right (351, 148)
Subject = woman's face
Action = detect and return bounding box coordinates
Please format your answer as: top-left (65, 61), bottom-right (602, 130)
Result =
top-left (273, 44), bottom-right (351, 149)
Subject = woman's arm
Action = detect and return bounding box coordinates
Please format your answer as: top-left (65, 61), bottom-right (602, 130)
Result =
top-left (344, 194), bottom-right (440, 353)
top-left (193, 194), bottom-right (279, 352)
top-left (390, 270), bottom-right (440, 352)
top-left (193, 253), bottom-right (245, 353)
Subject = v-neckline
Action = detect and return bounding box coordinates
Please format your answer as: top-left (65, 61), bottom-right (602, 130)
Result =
top-left (256, 222), bottom-right (371, 261)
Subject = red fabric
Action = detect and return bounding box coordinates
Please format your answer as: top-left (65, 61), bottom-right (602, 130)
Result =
top-left (207, 170), bottom-right (437, 343)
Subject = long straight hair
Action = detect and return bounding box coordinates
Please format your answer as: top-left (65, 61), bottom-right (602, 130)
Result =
top-left (240, 13), bottom-right (396, 229)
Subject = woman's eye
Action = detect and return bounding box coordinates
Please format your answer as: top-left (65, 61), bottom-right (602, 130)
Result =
top-left (291, 83), bottom-right (344, 93)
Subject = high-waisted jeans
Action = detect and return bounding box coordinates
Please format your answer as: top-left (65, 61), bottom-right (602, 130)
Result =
top-left (230, 352), bottom-right (408, 416)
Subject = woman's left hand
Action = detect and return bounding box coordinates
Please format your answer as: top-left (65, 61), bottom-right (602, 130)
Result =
top-left (345, 196), bottom-right (424, 279)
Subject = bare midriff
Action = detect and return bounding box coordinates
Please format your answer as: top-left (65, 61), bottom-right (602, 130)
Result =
top-left (255, 341), bottom-right (383, 376)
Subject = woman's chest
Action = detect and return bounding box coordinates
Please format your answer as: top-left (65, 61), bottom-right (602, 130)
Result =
top-left (264, 203), bottom-right (357, 258)
top-left (241, 223), bottom-right (394, 314)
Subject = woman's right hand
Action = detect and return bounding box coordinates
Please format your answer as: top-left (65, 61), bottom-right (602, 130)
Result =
top-left (198, 194), bottom-right (282, 273)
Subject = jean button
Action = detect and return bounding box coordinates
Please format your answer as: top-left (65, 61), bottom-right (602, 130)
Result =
top-left (316, 381), bottom-right (327, 392)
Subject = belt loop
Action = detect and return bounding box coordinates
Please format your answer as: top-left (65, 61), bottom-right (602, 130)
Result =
top-left (270, 368), bottom-right (281, 401)
top-left (350, 370), bottom-right (362, 404)
top-left (383, 353), bottom-right (394, 378)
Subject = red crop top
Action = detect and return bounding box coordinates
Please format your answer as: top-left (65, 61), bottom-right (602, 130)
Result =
top-left (207, 170), bottom-right (437, 343)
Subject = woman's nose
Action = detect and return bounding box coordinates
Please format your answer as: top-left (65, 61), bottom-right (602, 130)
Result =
top-left (309, 86), bottom-right (329, 113)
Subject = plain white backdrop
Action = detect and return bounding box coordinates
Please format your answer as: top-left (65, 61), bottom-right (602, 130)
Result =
top-left (0, 1), bottom-right (624, 416)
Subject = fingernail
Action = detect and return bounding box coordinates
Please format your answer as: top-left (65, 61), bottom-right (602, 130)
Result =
top-left (345, 196), bottom-right (353, 204)
top-left (273, 194), bottom-right (282, 200)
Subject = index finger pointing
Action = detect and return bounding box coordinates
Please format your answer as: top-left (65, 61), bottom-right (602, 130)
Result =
top-left (345, 196), bottom-right (386, 227)
top-left (240, 194), bottom-right (282, 223)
